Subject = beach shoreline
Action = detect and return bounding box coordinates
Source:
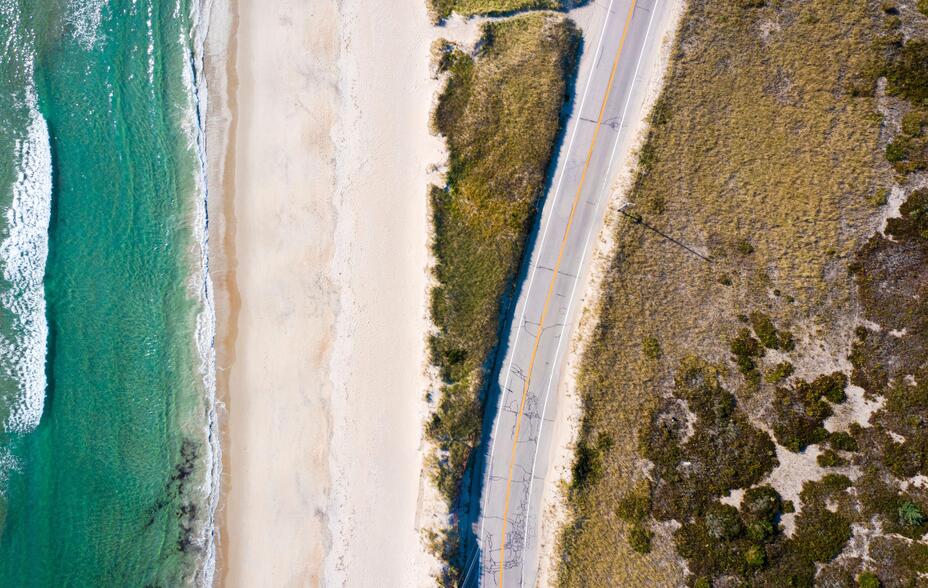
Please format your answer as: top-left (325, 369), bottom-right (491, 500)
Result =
top-left (205, 0), bottom-right (442, 584)
top-left (202, 0), bottom-right (236, 583)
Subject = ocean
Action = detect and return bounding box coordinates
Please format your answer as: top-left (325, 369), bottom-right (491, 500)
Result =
top-left (0, 0), bottom-right (218, 585)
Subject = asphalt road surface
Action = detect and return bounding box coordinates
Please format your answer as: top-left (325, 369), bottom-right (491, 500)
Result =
top-left (468, 0), bottom-right (677, 585)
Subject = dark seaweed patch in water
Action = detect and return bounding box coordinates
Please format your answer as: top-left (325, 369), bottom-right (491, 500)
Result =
top-left (144, 439), bottom-right (202, 554)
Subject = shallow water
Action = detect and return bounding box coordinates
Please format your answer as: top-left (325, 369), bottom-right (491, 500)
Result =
top-left (0, 0), bottom-right (215, 584)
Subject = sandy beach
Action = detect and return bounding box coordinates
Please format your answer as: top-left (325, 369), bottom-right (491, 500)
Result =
top-left (204, 0), bottom-right (441, 585)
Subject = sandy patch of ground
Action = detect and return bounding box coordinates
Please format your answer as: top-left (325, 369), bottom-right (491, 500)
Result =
top-left (206, 0), bottom-right (442, 584)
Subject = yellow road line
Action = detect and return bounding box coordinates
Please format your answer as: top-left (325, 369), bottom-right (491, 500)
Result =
top-left (496, 1), bottom-right (639, 584)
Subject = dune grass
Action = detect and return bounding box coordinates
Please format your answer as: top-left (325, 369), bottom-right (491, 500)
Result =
top-left (426, 7), bottom-right (579, 526)
top-left (554, 0), bottom-right (928, 584)
top-left (428, 0), bottom-right (565, 22)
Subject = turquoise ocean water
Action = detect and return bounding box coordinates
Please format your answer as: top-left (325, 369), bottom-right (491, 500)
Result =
top-left (0, 0), bottom-right (218, 585)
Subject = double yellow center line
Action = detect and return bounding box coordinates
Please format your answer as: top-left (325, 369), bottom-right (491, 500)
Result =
top-left (496, 1), bottom-right (640, 584)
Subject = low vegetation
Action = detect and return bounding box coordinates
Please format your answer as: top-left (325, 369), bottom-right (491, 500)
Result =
top-left (424, 10), bottom-right (580, 583)
top-left (427, 0), bottom-right (565, 22)
top-left (557, 0), bottom-right (928, 585)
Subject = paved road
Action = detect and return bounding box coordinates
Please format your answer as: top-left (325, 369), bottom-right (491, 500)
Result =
top-left (468, 0), bottom-right (677, 585)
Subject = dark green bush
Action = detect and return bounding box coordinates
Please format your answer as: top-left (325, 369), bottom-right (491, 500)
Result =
top-left (772, 390), bottom-right (831, 452)
top-left (791, 506), bottom-right (852, 562)
top-left (817, 449), bottom-right (845, 467)
top-left (746, 519), bottom-right (775, 542)
top-left (616, 488), bottom-right (651, 523)
top-left (571, 431), bottom-right (612, 491)
top-left (741, 485), bottom-right (782, 522)
top-left (676, 516), bottom-right (749, 578)
top-left (706, 503), bottom-right (743, 540)
top-left (642, 336), bottom-right (662, 360)
top-left (765, 362), bottom-right (794, 384)
top-left (628, 523), bottom-right (653, 554)
top-left (812, 372), bottom-right (848, 403)
top-left (800, 474), bottom-right (852, 505)
top-left (750, 312), bottom-right (780, 349)
top-left (858, 571), bottom-right (881, 588)
top-left (898, 501), bottom-right (925, 527)
top-left (886, 40), bottom-right (928, 106)
top-left (744, 544), bottom-right (766, 568)
top-left (643, 363), bottom-right (777, 521)
top-left (731, 328), bottom-right (764, 376)
top-left (829, 430), bottom-right (859, 452)
top-left (772, 373), bottom-right (847, 452)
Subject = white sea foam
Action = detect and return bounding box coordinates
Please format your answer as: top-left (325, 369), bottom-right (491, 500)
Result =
top-left (67, 0), bottom-right (108, 50)
top-left (0, 106), bottom-right (51, 434)
top-left (183, 0), bottom-right (220, 584)
top-left (0, 447), bottom-right (19, 492)
top-left (146, 3), bottom-right (155, 86)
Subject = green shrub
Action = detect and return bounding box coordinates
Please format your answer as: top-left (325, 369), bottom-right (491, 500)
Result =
top-left (628, 523), bottom-right (653, 554)
top-left (750, 312), bottom-right (780, 349)
top-left (744, 544), bottom-right (766, 567)
top-left (829, 430), bottom-right (859, 452)
top-left (741, 485), bottom-right (782, 522)
top-left (791, 506), bottom-right (852, 562)
top-left (765, 362), bottom-right (794, 384)
top-left (886, 40), bottom-right (928, 106)
top-left (736, 239), bottom-right (755, 255)
top-left (886, 140), bottom-right (908, 163)
top-left (858, 571), bottom-right (881, 588)
top-left (746, 519), bottom-right (775, 542)
top-left (643, 336), bottom-right (662, 360)
top-left (800, 474), bottom-right (852, 505)
top-left (617, 487), bottom-right (651, 523)
top-left (772, 382), bottom-right (833, 452)
top-left (817, 448), bottom-right (845, 467)
top-left (706, 503), bottom-right (743, 540)
top-left (901, 110), bottom-right (927, 136)
top-left (643, 363), bottom-right (777, 520)
top-left (779, 330), bottom-right (796, 351)
top-left (920, 0), bottom-right (928, 16)
top-left (869, 187), bottom-right (889, 207)
top-left (731, 328), bottom-right (764, 375)
top-left (676, 516), bottom-right (749, 578)
top-left (813, 372), bottom-right (848, 403)
top-left (898, 501), bottom-right (925, 527)
top-left (571, 431), bottom-right (612, 491)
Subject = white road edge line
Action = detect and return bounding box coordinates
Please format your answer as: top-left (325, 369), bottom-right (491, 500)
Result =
top-left (476, 0), bottom-right (620, 578)
top-left (518, 1), bottom-right (661, 585)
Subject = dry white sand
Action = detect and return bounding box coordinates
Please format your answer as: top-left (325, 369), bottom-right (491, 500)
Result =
top-left (326, 0), bottom-right (443, 585)
top-left (205, 0), bottom-right (441, 585)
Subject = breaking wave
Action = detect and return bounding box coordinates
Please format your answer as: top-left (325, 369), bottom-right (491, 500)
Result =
top-left (0, 107), bottom-right (52, 434)
top-left (67, 0), bottom-right (108, 50)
